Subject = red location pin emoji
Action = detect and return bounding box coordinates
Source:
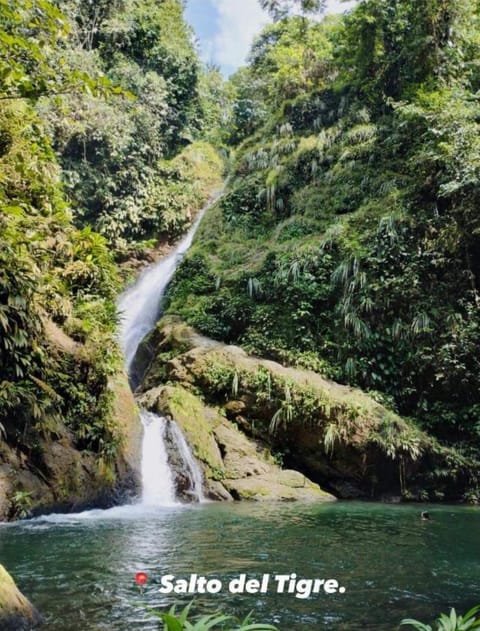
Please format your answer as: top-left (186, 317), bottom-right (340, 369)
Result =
top-left (135, 572), bottom-right (148, 594)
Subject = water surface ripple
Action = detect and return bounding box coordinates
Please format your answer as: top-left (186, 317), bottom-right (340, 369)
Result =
top-left (0, 501), bottom-right (478, 630)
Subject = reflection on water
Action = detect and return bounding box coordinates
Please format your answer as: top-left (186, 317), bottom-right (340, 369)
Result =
top-left (0, 501), bottom-right (478, 630)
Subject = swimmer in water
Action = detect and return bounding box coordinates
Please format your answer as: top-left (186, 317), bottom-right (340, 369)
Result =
top-left (421, 511), bottom-right (431, 520)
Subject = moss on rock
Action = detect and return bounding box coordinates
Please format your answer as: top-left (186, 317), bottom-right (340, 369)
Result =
top-left (0, 565), bottom-right (41, 630)
top-left (139, 384), bottom-right (335, 502)
top-left (138, 317), bottom-right (447, 500)
top-left (110, 370), bottom-right (142, 493)
top-left (0, 368), bottom-right (142, 521)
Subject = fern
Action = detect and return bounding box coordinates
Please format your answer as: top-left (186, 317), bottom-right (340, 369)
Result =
top-left (401, 606), bottom-right (480, 631)
top-left (148, 603), bottom-right (279, 631)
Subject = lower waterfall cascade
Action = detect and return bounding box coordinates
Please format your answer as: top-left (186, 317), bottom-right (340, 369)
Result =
top-left (140, 411), bottom-right (176, 506)
top-left (140, 410), bottom-right (205, 506)
top-left (169, 420), bottom-right (205, 503)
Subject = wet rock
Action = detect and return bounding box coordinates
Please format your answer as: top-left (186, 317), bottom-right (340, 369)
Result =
top-left (109, 370), bottom-right (142, 498)
top-left (163, 419), bottom-right (198, 502)
top-left (0, 565), bottom-right (42, 630)
top-left (139, 385), bottom-right (334, 503)
top-left (0, 367), bottom-right (142, 521)
top-left (137, 316), bottom-right (437, 500)
top-left (206, 481), bottom-right (234, 501)
top-left (0, 466), bottom-right (14, 521)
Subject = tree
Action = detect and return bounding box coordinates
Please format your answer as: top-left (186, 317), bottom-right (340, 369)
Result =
top-left (260, 0), bottom-right (326, 20)
top-left (338, 0), bottom-right (479, 101)
top-left (38, 0), bottom-right (222, 245)
top-left (0, 0), bottom-right (107, 100)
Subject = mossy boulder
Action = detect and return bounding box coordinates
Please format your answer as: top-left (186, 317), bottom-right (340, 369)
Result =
top-left (139, 384), bottom-right (334, 502)
top-left (211, 415), bottom-right (333, 501)
top-left (0, 565), bottom-right (41, 630)
top-left (137, 317), bottom-right (441, 500)
top-left (133, 316), bottom-right (221, 392)
top-left (109, 370), bottom-right (142, 496)
top-left (0, 427), bottom-right (134, 520)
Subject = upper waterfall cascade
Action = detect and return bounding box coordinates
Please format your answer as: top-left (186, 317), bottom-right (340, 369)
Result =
top-left (118, 211), bottom-right (204, 372)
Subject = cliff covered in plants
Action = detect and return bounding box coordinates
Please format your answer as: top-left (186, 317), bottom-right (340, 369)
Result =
top-left (0, 0), bottom-right (223, 518)
top-left (3, 0), bottom-right (480, 513)
top-left (164, 0), bottom-right (480, 502)
top-left (40, 0), bottom-right (225, 252)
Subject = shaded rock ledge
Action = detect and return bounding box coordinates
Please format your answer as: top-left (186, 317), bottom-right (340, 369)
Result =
top-left (0, 321), bottom-right (142, 521)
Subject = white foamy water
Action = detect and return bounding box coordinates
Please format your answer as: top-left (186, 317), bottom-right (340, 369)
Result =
top-left (140, 411), bottom-right (176, 506)
top-left (170, 421), bottom-right (205, 502)
top-left (26, 503), bottom-right (181, 525)
top-left (118, 211), bottom-right (205, 371)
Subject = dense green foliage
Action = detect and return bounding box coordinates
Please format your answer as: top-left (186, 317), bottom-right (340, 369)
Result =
top-left (5, 0), bottom-right (480, 504)
top-left (149, 602), bottom-right (278, 631)
top-left (0, 0), bottom-right (223, 497)
top-left (166, 0), bottom-right (480, 500)
top-left (0, 0), bottom-right (122, 473)
top-left (37, 0), bottom-right (224, 248)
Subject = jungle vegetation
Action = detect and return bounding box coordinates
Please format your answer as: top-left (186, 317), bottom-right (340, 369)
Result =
top-left (165, 0), bottom-right (480, 501)
top-left (0, 0), bottom-right (223, 482)
top-left (3, 0), bottom-right (480, 502)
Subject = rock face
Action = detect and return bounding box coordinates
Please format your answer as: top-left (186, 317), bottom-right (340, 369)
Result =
top-left (0, 565), bottom-right (42, 630)
top-left (0, 326), bottom-right (142, 522)
top-left (110, 371), bottom-right (142, 499)
top-left (137, 316), bottom-right (439, 501)
top-left (139, 385), bottom-right (334, 502)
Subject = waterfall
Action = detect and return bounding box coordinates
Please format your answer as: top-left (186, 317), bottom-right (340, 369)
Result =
top-left (170, 421), bottom-right (205, 502)
top-left (118, 211), bottom-right (205, 372)
top-left (140, 411), bottom-right (176, 506)
top-left (139, 413), bottom-right (206, 506)
top-left (118, 209), bottom-right (210, 506)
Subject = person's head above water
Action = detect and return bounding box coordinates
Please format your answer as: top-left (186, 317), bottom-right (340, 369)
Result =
top-left (421, 511), bottom-right (431, 520)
